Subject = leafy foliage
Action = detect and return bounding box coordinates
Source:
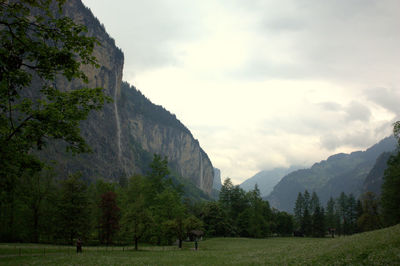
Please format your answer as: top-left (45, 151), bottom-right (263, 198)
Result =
top-left (0, 0), bottom-right (110, 181)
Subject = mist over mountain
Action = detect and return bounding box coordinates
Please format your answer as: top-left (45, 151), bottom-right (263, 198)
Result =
top-left (266, 136), bottom-right (397, 213)
top-left (240, 166), bottom-right (302, 197)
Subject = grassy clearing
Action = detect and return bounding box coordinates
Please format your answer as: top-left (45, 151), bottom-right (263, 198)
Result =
top-left (1, 224), bottom-right (399, 265)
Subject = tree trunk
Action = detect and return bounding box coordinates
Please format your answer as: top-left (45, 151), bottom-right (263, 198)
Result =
top-left (32, 207), bottom-right (39, 243)
top-left (134, 236), bottom-right (138, 251)
top-left (179, 239), bottom-right (182, 248)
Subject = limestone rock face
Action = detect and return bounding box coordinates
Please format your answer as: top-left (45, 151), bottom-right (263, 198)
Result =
top-left (43, 0), bottom-right (214, 194)
top-left (213, 168), bottom-right (222, 190)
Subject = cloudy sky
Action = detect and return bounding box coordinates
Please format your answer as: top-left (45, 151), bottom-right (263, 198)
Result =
top-left (82, 0), bottom-right (399, 184)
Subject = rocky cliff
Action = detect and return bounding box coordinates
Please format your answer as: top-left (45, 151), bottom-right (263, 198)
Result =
top-left (213, 168), bottom-right (222, 190)
top-left (42, 0), bottom-right (214, 194)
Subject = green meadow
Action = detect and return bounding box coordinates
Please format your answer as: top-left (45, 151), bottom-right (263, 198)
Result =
top-left (1, 224), bottom-right (399, 265)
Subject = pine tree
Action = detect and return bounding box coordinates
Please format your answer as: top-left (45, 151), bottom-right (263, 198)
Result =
top-left (293, 192), bottom-right (304, 230)
top-left (312, 206), bottom-right (325, 237)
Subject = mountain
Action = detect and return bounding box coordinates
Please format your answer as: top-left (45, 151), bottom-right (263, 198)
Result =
top-left (213, 168), bottom-right (222, 190)
top-left (363, 152), bottom-right (394, 195)
top-left (39, 0), bottom-right (214, 194)
top-left (266, 136), bottom-right (397, 213)
top-left (240, 166), bottom-right (301, 197)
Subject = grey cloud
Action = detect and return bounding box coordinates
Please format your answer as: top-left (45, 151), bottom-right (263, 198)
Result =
top-left (318, 102), bottom-right (342, 112)
top-left (320, 130), bottom-right (376, 151)
top-left (345, 101), bottom-right (371, 122)
top-left (235, 0), bottom-right (400, 83)
top-left (365, 87), bottom-right (400, 116)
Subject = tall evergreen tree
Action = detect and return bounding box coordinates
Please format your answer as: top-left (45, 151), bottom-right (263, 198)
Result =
top-left (301, 208), bottom-right (312, 236)
top-left (293, 192), bottom-right (304, 230)
top-left (310, 191), bottom-right (320, 215)
top-left (325, 197), bottom-right (336, 230)
top-left (312, 206), bottom-right (325, 237)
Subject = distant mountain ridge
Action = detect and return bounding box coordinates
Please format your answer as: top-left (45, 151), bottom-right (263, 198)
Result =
top-left (240, 166), bottom-right (301, 197)
top-left (266, 136), bottom-right (397, 213)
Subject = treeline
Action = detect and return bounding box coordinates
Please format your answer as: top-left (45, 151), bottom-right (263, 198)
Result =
top-left (293, 123), bottom-right (400, 238)
top-left (293, 190), bottom-right (387, 237)
top-left (0, 155), bottom-right (293, 247)
top-left (0, 155), bottom-right (199, 250)
top-left (198, 179), bottom-right (293, 238)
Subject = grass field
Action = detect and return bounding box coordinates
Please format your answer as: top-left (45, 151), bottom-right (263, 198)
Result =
top-left (1, 224), bottom-right (399, 265)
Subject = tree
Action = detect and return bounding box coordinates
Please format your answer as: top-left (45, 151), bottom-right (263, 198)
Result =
top-left (346, 194), bottom-right (358, 234)
top-left (273, 210), bottom-right (293, 236)
top-left (184, 215), bottom-right (204, 238)
top-left (219, 178), bottom-right (234, 210)
top-left (145, 154), bottom-right (171, 206)
top-left (301, 208), bottom-right (312, 236)
top-left (312, 206), bottom-right (325, 237)
top-left (310, 191), bottom-right (320, 215)
top-left (55, 173), bottom-right (90, 244)
top-left (201, 201), bottom-right (232, 237)
top-left (99, 191), bottom-right (120, 245)
top-left (0, 0), bottom-right (109, 182)
top-left (337, 192), bottom-right (348, 235)
top-left (17, 167), bottom-right (55, 242)
top-left (381, 121), bottom-right (400, 226)
top-left (121, 174), bottom-right (151, 251)
top-left (293, 192), bottom-right (304, 230)
top-left (325, 197), bottom-right (336, 230)
top-left (357, 192), bottom-right (381, 231)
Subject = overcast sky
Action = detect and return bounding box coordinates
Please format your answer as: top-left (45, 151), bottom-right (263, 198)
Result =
top-left (82, 0), bottom-right (400, 184)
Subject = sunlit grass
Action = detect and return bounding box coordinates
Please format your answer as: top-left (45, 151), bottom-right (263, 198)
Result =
top-left (1, 224), bottom-right (399, 265)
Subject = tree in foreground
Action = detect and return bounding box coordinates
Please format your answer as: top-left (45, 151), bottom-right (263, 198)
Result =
top-left (0, 0), bottom-right (109, 182)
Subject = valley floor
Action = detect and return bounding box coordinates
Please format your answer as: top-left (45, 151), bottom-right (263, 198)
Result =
top-left (1, 224), bottom-right (399, 265)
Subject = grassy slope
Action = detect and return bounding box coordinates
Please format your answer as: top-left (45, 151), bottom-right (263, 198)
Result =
top-left (1, 224), bottom-right (399, 265)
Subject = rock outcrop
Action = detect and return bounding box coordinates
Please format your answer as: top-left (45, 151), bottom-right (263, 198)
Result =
top-left (42, 0), bottom-right (214, 194)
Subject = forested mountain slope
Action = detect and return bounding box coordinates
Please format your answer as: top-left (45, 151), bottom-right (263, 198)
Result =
top-left (266, 136), bottom-right (397, 212)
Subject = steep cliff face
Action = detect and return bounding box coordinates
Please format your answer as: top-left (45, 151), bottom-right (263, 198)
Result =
top-left (42, 0), bottom-right (214, 194)
top-left (118, 82), bottom-right (214, 193)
